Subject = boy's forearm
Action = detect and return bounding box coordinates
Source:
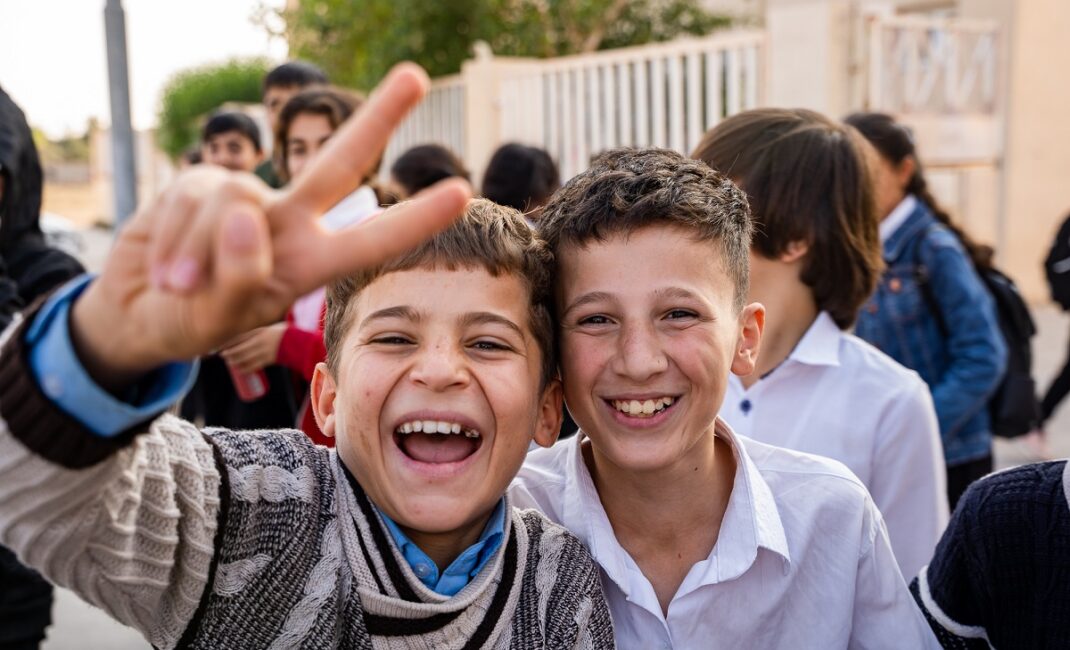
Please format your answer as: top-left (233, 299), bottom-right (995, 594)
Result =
top-left (0, 308), bottom-right (222, 649)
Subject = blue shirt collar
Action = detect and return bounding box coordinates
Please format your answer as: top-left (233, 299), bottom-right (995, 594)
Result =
top-left (375, 498), bottom-right (507, 597)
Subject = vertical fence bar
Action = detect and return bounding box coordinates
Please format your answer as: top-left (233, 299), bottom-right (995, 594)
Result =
top-left (685, 51), bottom-right (702, 153)
top-left (619, 61), bottom-right (633, 145)
top-left (604, 64), bottom-right (618, 149)
top-left (651, 56), bottom-right (667, 147)
top-left (587, 66), bottom-right (602, 157)
top-left (726, 47), bottom-right (742, 115)
top-left (634, 60), bottom-right (649, 147)
top-left (668, 54), bottom-right (685, 153)
top-left (705, 49), bottom-right (723, 128)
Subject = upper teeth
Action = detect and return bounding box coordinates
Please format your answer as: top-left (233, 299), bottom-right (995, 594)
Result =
top-left (611, 397), bottom-right (675, 416)
top-left (396, 420), bottom-right (479, 438)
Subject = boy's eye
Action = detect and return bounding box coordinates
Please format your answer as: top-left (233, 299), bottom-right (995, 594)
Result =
top-left (370, 335), bottom-right (413, 345)
top-left (665, 309), bottom-right (698, 320)
top-left (578, 314), bottom-right (611, 326)
top-left (471, 339), bottom-right (511, 352)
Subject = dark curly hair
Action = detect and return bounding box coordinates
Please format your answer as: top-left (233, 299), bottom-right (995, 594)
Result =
top-left (538, 147), bottom-right (752, 311)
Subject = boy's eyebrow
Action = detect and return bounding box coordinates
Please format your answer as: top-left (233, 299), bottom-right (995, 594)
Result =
top-left (562, 291), bottom-right (614, 318)
top-left (360, 305), bottom-right (420, 328)
top-left (461, 312), bottom-right (525, 339)
top-left (655, 286), bottom-right (703, 301)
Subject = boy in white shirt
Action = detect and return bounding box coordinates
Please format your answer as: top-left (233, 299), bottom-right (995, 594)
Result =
top-left (692, 108), bottom-right (948, 579)
top-left (511, 147), bottom-right (938, 649)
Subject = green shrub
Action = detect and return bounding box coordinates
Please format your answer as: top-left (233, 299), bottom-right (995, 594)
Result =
top-left (157, 58), bottom-right (269, 160)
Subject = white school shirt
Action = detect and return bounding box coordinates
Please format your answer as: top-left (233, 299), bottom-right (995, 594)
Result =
top-left (722, 312), bottom-right (948, 580)
top-left (510, 422), bottom-right (939, 650)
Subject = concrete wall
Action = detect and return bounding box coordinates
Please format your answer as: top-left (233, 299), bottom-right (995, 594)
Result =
top-left (961, 0), bottom-right (1070, 302)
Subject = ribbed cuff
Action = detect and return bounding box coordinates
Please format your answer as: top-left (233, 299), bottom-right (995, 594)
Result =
top-left (0, 297), bottom-right (145, 469)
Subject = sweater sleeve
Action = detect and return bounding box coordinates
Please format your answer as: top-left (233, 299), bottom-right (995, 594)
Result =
top-left (277, 325), bottom-right (327, 382)
top-left (0, 308), bottom-right (223, 650)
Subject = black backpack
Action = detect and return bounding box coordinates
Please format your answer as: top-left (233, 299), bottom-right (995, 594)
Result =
top-left (1044, 213), bottom-right (1070, 310)
top-left (913, 230), bottom-right (1041, 438)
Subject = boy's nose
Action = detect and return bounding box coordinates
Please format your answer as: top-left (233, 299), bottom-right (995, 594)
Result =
top-left (612, 324), bottom-right (669, 381)
top-left (409, 343), bottom-right (470, 391)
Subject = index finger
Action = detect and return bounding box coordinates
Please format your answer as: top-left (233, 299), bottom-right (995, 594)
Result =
top-left (279, 62), bottom-right (430, 217)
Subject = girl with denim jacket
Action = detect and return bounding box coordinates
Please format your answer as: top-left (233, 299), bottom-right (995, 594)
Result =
top-left (847, 113), bottom-right (1006, 510)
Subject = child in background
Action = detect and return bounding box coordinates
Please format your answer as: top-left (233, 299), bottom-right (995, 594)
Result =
top-left (256, 60), bottom-right (328, 187)
top-left (847, 112), bottom-right (1006, 510)
top-left (389, 143), bottom-right (470, 201)
top-left (200, 111), bottom-right (264, 173)
top-left (0, 65), bottom-right (613, 647)
top-left (692, 108), bottom-right (947, 579)
top-left (221, 87), bottom-right (388, 443)
top-left (481, 143), bottom-right (560, 221)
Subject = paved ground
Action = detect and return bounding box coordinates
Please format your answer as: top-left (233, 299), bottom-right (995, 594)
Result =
top-left (37, 227), bottom-right (1070, 648)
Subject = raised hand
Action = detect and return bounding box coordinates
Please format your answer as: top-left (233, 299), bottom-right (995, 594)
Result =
top-left (70, 64), bottom-right (471, 391)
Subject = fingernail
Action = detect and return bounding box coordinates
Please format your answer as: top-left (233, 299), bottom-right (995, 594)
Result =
top-left (167, 258), bottom-right (199, 290)
top-left (224, 211), bottom-right (258, 252)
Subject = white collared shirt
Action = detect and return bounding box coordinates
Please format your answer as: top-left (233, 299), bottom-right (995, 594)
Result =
top-left (879, 194), bottom-right (918, 243)
top-left (511, 423), bottom-right (939, 650)
top-left (722, 312), bottom-right (948, 580)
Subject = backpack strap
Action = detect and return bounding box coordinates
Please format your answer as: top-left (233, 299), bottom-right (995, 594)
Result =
top-left (906, 225), bottom-right (950, 338)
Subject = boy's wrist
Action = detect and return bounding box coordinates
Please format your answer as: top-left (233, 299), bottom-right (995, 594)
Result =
top-left (70, 281), bottom-right (164, 394)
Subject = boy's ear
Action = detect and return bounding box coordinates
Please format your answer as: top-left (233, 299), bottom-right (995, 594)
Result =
top-left (778, 240), bottom-right (809, 264)
top-left (731, 302), bottom-right (764, 377)
top-left (310, 362), bottom-right (338, 439)
top-left (532, 377), bottom-right (564, 449)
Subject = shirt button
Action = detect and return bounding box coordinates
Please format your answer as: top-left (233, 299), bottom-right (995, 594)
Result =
top-left (413, 563), bottom-right (433, 578)
top-left (740, 399), bottom-right (752, 415)
top-left (42, 375), bottom-right (63, 399)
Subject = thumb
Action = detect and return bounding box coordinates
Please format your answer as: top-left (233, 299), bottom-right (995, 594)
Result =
top-left (211, 205), bottom-right (273, 320)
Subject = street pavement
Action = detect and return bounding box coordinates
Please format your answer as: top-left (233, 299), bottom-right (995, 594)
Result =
top-left (38, 228), bottom-right (1070, 648)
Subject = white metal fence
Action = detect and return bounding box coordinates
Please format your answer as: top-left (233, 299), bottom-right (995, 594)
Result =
top-left (497, 32), bottom-right (765, 179)
top-left (866, 14), bottom-right (1000, 115)
top-left (381, 30), bottom-right (766, 183)
top-left (380, 75), bottom-right (467, 179)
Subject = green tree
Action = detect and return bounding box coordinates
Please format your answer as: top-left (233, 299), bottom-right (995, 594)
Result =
top-left (156, 58), bottom-right (270, 161)
top-left (272, 0), bottom-right (730, 92)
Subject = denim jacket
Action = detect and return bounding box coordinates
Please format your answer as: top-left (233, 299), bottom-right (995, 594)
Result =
top-left (855, 200), bottom-right (1006, 466)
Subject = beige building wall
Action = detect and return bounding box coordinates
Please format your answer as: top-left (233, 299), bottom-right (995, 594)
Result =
top-left (961, 0), bottom-right (1070, 302)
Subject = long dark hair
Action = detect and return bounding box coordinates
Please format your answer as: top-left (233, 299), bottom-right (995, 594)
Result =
top-left (845, 112), bottom-right (993, 270)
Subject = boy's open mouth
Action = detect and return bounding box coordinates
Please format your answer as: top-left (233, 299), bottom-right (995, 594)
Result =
top-left (607, 396), bottom-right (677, 419)
top-left (394, 419), bottom-right (483, 464)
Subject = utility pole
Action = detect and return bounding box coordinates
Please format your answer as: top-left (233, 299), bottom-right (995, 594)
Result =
top-left (104, 0), bottom-right (137, 228)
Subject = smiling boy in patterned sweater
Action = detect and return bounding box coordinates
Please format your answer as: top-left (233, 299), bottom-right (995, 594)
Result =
top-left (0, 66), bottom-right (613, 650)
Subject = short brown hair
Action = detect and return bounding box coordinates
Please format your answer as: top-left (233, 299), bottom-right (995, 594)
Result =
top-left (692, 108), bottom-right (881, 329)
top-left (274, 86), bottom-right (371, 185)
top-left (324, 198), bottom-right (556, 387)
top-left (538, 148), bottom-right (752, 311)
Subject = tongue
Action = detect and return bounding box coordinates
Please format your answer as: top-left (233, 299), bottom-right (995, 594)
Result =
top-left (400, 433), bottom-right (478, 463)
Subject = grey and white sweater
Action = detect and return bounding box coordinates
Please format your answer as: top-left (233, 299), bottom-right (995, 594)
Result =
top-left (0, 308), bottom-right (615, 650)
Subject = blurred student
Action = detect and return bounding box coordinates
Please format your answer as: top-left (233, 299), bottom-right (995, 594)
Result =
top-left (481, 143), bottom-right (560, 220)
top-left (693, 109), bottom-right (947, 579)
top-left (388, 143), bottom-right (469, 200)
top-left (200, 111), bottom-right (263, 173)
top-left (222, 86), bottom-right (380, 444)
top-left (184, 110), bottom-right (297, 430)
top-left (257, 60), bottom-right (328, 187)
top-left (847, 112), bottom-right (1005, 510)
top-left (0, 85), bottom-right (86, 650)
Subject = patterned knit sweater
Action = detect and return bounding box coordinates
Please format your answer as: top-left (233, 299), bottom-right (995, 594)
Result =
top-left (910, 460), bottom-right (1070, 649)
top-left (0, 307), bottom-right (615, 650)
